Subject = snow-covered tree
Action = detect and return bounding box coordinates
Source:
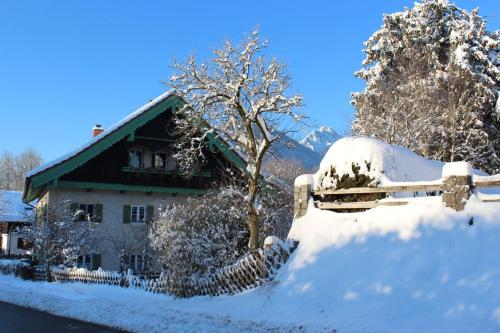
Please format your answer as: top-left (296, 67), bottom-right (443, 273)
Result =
top-left (149, 186), bottom-right (248, 281)
top-left (167, 31), bottom-right (304, 250)
top-left (351, 0), bottom-right (500, 174)
top-left (22, 200), bottom-right (99, 271)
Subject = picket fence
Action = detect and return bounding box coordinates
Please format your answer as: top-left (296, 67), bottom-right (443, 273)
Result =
top-left (50, 237), bottom-right (297, 298)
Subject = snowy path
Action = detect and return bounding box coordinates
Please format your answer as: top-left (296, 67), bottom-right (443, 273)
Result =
top-left (0, 275), bottom-right (307, 333)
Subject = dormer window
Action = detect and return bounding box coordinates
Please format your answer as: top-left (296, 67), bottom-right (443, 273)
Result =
top-left (128, 149), bottom-right (143, 168)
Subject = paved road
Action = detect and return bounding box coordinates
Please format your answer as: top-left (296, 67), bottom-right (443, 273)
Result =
top-left (0, 301), bottom-right (128, 333)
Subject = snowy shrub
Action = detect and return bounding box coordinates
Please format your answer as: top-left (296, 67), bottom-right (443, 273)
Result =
top-left (21, 200), bottom-right (99, 269)
top-left (149, 186), bottom-right (249, 282)
top-left (352, 0), bottom-right (500, 174)
top-left (317, 162), bottom-right (386, 207)
top-left (15, 263), bottom-right (34, 280)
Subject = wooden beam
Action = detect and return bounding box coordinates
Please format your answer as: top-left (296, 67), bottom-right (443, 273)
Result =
top-left (473, 180), bottom-right (500, 188)
top-left (52, 180), bottom-right (209, 195)
top-left (316, 200), bottom-right (408, 210)
top-left (313, 184), bottom-right (442, 196)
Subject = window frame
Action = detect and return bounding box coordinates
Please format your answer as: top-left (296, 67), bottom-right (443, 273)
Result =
top-left (128, 254), bottom-right (146, 274)
top-left (152, 151), bottom-right (168, 169)
top-left (77, 254), bottom-right (92, 270)
top-left (77, 203), bottom-right (96, 222)
top-left (128, 148), bottom-right (144, 168)
top-left (130, 205), bottom-right (146, 223)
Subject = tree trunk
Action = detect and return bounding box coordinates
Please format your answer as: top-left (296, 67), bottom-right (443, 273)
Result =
top-left (247, 207), bottom-right (260, 251)
top-left (246, 176), bottom-right (260, 251)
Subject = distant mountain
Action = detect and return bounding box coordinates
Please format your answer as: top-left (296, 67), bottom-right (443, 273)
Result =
top-left (270, 135), bottom-right (323, 170)
top-left (299, 126), bottom-right (342, 156)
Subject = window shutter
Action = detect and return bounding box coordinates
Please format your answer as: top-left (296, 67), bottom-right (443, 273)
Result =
top-left (70, 203), bottom-right (79, 221)
top-left (123, 205), bottom-right (131, 223)
top-left (92, 254), bottom-right (101, 270)
top-left (94, 204), bottom-right (103, 223)
top-left (146, 206), bottom-right (154, 224)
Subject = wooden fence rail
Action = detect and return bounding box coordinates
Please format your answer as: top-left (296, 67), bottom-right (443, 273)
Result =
top-left (295, 162), bottom-right (500, 217)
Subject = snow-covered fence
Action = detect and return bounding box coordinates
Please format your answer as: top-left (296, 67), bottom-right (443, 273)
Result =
top-left (51, 266), bottom-right (123, 285)
top-left (34, 265), bottom-right (48, 281)
top-left (49, 237), bottom-right (296, 298)
top-left (295, 162), bottom-right (500, 216)
top-left (0, 253), bottom-right (32, 260)
top-left (0, 259), bottom-right (20, 275)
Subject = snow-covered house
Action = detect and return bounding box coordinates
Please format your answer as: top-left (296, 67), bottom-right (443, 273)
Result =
top-left (22, 92), bottom-right (246, 271)
top-left (0, 190), bottom-right (34, 255)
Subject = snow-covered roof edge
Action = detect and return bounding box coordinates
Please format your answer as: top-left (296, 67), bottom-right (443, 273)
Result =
top-left (27, 90), bottom-right (175, 178)
top-left (0, 190), bottom-right (33, 223)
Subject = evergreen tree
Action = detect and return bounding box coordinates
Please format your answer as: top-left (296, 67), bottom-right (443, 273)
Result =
top-left (352, 0), bottom-right (500, 174)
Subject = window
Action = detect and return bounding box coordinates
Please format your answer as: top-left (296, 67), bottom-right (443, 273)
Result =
top-left (153, 151), bottom-right (176, 171)
top-left (16, 238), bottom-right (32, 250)
top-left (128, 149), bottom-right (144, 168)
top-left (77, 204), bottom-right (95, 222)
top-left (153, 152), bottom-right (167, 169)
top-left (128, 254), bottom-right (145, 274)
top-left (166, 156), bottom-right (177, 171)
top-left (77, 254), bottom-right (92, 270)
top-left (131, 205), bottom-right (146, 223)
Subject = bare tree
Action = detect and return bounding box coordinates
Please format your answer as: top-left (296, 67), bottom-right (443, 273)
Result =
top-left (105, 227), bottom-right (153, 272)
top-left (0, 148), bottom-right (43, 191)
top-left (14, 148), bottom-right (43, 190)
top-left (0, 151), bottom-right (16, 190)
top-left (167, 30), bottom-right (304, 249)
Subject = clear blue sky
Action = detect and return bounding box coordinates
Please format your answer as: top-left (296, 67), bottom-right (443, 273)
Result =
top-left (0, 0), bottom-right (498, 162)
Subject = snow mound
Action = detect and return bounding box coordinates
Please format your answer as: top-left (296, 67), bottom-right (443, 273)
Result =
top-left (282, 197), bottom-right (500, 332)
top-left (315, 136), bottom-right (443, 189)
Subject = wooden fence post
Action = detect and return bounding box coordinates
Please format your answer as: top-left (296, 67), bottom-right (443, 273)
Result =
top-left (442, 162), bottom-right (472, 211)
top-left (294, 180), bottom-right (311, 219)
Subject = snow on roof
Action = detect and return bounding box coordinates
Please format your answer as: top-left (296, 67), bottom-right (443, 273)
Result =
top-left (27, 90), bottom-right (175, 178)
top-left (0, 190), bottom-right (33, 223)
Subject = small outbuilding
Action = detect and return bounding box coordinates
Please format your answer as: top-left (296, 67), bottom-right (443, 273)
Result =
top-left (0, 190), bottom-right (34, 255)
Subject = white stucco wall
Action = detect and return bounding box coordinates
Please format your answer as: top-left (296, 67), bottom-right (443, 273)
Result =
top-left (41, 188), bottom-right (190, 271)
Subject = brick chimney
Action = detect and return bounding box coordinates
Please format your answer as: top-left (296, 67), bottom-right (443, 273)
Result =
top-left (92, 124), bottom-right (104, 137)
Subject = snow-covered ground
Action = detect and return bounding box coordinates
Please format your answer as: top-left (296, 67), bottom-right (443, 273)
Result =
top-left (1, 195), bottom-right (499, 332)
top-left (2, 137), bottom-right (499, 332)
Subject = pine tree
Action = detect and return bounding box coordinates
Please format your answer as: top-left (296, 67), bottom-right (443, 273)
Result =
top-left (351, 0), bottom-right (500, 174)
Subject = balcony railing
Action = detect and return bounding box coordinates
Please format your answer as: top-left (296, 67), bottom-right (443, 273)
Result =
top-left (121, 166), bottom-right (212, 177)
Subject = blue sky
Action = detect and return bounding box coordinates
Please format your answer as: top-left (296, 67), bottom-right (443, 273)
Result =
top-left (0, 0), bottom-right (498, 162)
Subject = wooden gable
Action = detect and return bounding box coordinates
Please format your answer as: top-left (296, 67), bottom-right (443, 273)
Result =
top-left (23, 93), bottom-right (246, 202)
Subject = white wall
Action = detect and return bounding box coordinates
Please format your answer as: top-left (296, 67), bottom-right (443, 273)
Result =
top-left (44, 188), bottom-right (189, 271)
top-left (1, 232), bottom-right (31, 255)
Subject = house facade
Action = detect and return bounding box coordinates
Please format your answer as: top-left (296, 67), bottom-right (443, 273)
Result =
top-left (0, 190), bottom-right (34, 255)
top-left (23, 92), bottom-right (245, 272)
